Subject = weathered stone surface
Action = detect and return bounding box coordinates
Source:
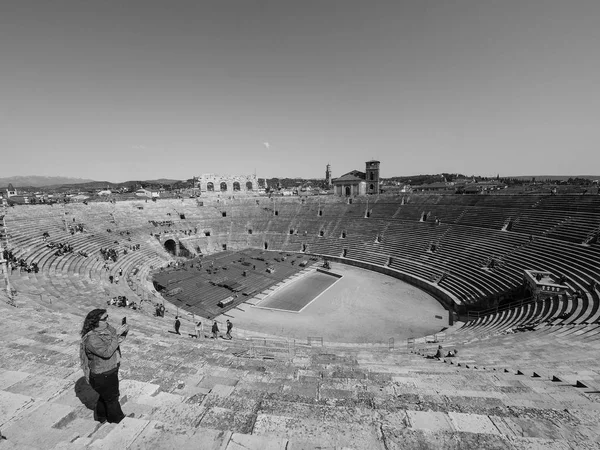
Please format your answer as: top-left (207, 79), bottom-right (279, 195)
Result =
top-left (5, 374), bottom-right (72, 401)
top-left (381, 428), bottom-right (513, 450)
top-left (199, 406), bottom-right (256, 434)
top-left (0, 370), bottom-right (31, 390)
top-left (147, 402), bottom-right (206, 428)
top-left (1, 402), bottom-right (84, 449)
top-left (508, 437), bottom-right (573, 450)
top-left (89, 417), bottom-right (150, 449)
top-left (198, 375), bottom-right (239, 389)
top-left (0, 390), bottom-right (36, 425)
top-left (226, 432), bottom-right (288, 450)
top-left (253, 413), bottom-right (384, 449)
top-left (406, 410), bottom-right (455, 432)
top-left (129, 423), bottom-right (229, 450)
top-left (448, 412), bottom-right (501, 435)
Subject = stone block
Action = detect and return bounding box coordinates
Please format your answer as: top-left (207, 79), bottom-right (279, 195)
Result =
top-left (89, 417), bottom-right (150, 449)
top-left (130, 422), bottom-right (229, 450)
top-left (5, 374), bottom-right (72, 401)
top-left (226, 432), bottom-right (288, 450)
top-left (0, 370), bottom-right (31, 390)
top-left (208, 384), bottom-right (236, 397)
top-left (198, 375), bottom-right (239, 389)
top-left (119, 379), bottom-right (160, 400)
top-left (406, 410), bottom-right (454, 432)
top-left (448, 412), bottom-right (501, 434)
top-left (0, 390), bottom-right (36, 426)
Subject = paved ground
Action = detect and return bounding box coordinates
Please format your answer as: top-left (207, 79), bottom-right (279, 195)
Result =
top-left (225, 263), bottom-right (448, 344)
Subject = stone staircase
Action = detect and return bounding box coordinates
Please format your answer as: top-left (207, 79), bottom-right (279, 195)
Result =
top-left (1, 288), bottom-right (599, 449)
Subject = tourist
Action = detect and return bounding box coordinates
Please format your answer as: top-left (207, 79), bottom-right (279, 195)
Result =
top-left (426, 345), bottom-right (443, 359)
top-left (194, 321), bottom-right (203, 338)
top-left (225, 320), bottom-right (233, 339)
top-left (174, 316), bottom-right (181, 334)
top-left (80, 309), bottom-right (130, 424)
top-left (211, 321), bottom-right (219, 339)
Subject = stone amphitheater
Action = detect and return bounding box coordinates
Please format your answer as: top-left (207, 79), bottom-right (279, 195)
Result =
top-left (1, 193), bottom-right (600, 449)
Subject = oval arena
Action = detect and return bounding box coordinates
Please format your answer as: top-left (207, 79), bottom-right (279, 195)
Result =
top-left (1, 193), bottom-right (600, 448)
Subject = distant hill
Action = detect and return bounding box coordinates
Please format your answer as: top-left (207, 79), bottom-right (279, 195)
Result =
top-left (509, 175), bottom-right (600, 181)
top-left (0, 176), bottom-right (187, 191)
top-left (0, 176), bottom-right (96, 188)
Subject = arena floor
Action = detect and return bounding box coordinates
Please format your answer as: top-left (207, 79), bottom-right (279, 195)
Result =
top-left (224, 263), bottom-right (448, 344)
top-left (255, 269), bottom-right (341, 312)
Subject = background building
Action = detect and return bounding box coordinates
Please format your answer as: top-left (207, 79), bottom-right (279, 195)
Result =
top-left (332, 160), bottom-right (380, 196)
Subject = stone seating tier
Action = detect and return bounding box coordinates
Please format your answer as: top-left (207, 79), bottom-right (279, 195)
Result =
top-left (3, 286), bottom-right (600, 449)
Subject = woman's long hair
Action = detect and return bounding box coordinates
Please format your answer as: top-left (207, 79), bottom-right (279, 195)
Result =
top-left (81, 309), bottom-right (106, 337)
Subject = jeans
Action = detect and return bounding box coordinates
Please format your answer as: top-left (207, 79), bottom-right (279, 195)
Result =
top-left (89, 367), bottom-right (125, 423)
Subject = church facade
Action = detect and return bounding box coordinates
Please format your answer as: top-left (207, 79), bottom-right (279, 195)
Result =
top-left (332, 160), bottom-right (381, 196)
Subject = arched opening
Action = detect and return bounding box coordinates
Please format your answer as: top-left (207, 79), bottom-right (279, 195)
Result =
top-left (302, 244), bottom-right (307, 252)
top-left (233, 182), bottom-right (241, 191)
top-left (341, 231), bottom-right (347, 239)
top-left (207, 182), bottom-right (214, 192)
top-left (222, 244), bottom-right (227, 250)
top-left (369, 184), bottom-right (374, 191)
top-left (164, 239), bottom-right (177, 256)
top-left (345, 186), bottom-right (351, 196)
top-left (370, 172), bottom-right (374, 181)
top-left (318, 210), bottom-right (323, 216)
top-left (248, 229), bottom-right (253, 234)
top-left (246, 181), bottom-right (253, 191)
top-left (220, 182), bottom-right (227, 192)
top-left (264, 242), bottom-right (268, 250)
top-left (274, 210), bottom-right (279, 216)
top-left (319, 230), bottom-right (324, 237)
top-left (342, 248), bottom-right (348, 257)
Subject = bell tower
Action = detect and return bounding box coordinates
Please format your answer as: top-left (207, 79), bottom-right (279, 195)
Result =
top-left (365, 160), bottom-right (380, 194)
top-left (325, 163), bottom-right (332, 187)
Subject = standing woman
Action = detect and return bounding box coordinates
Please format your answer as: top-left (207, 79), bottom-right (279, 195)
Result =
top-left (80, 309), bottom-right (130, 424)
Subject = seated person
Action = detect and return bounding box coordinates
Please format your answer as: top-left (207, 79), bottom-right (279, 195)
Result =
top-left (426, 345), bottom-right (444, 359)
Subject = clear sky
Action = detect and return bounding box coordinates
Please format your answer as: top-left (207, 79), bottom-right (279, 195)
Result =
top-left (1, 0), bottom-right (599, 182)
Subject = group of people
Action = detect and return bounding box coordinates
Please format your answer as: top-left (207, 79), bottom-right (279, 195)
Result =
top-left (4, 250), bottom-right (39, 274)
top-left (175, 317), bottom-right (233, 340)
top-left (107, 296), bottom-right (137, 309)
top-left (148, 220), bottom-right (174, 227)
top-left (154, 303), bottom-right (166, 317)
top-left (47, 241), bottom-right (74, 256)
top-left (428, 345), bottom-right (458, 359)
top-left (68, 223), bottom-right (85, 234)
top-left (100, 247), bottom-right (119, 262)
